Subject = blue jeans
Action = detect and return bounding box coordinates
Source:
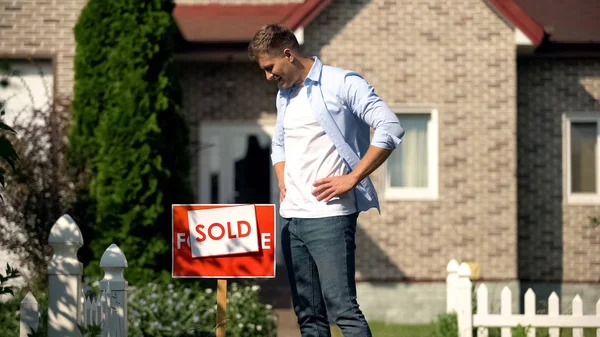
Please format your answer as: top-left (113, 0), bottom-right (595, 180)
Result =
top-left (281, 213), bottom-right (372, 337)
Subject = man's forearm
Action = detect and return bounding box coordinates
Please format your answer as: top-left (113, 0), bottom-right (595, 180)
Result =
top-left (274, 161), bottom-right (285, 186)
top-left (348, 145), bottom-right (393, 185)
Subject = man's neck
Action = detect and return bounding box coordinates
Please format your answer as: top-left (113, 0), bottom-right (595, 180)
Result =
top-left (297, 56), bottom-right (315, 84)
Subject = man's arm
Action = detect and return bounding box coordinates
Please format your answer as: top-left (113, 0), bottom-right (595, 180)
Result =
top-left (312, 146), bottom-right (391, 202)
top-left (312, 72), bottom-right (403, 202)
top-left (274, 161), bottom-right (286, 202)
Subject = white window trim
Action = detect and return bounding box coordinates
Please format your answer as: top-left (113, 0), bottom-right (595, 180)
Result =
top-left (382, 108), bottom-right (439, 201)
top-left (562, 112), bottom-right (600, 205)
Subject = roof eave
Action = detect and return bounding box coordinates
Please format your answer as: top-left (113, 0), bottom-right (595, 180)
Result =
top-left (486, 0), bottom-right (545, 45)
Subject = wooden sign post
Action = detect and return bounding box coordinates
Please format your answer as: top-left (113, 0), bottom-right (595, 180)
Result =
top-left (216, 279), bottom-right (227, 337)
top-left (172, 204), bottom-right (277, 337)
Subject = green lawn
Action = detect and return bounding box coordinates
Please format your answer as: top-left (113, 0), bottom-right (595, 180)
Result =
top-left (331, 322), bottom-right (432, 337)
top-left (330, 324), bottom-right (598, 337)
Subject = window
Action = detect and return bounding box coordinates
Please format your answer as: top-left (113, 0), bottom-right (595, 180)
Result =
top-left (383, 109), bottom-right (439, 200)
top-left (564, 113), bottom-right (600, 204)
top-left (198, 122), bottom-right (278, 205)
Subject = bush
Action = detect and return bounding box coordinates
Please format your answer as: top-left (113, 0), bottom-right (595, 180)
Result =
top-left (82, 278), bottom-right (277, 337)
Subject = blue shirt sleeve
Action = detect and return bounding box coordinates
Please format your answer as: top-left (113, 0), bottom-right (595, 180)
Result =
top-left (343, 72), bottom-right (405, 150)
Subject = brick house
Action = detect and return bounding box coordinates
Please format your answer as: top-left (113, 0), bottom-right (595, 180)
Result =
top-left (1, 0), bottom-right (599, 324)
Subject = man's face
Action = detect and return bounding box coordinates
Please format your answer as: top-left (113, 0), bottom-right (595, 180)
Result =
top-left (258, 51), bottom-right (296, 89)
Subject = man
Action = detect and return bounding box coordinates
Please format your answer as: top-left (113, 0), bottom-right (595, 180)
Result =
top-left (248, 24), bottom-right (404, 337)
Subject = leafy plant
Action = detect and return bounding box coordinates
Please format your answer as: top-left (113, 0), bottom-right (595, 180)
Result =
top-left (511, 325), bottom-right (530, 337)
top-left (78, 323), bottom-right (102, 337)
top-left (0, 263), bottom-right (20, 296)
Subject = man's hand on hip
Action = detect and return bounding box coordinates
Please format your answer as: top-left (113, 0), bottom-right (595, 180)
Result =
top-left (312, 174), bottom-right (359, 202)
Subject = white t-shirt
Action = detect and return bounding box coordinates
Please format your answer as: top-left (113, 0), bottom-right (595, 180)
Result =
top-left (279, 83), bottom-right (357, 218)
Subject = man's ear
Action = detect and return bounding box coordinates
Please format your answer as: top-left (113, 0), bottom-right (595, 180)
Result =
top-left (283, 48), bottom-right (294, 62)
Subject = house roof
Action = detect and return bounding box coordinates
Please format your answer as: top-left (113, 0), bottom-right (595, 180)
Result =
top-left (514, 0), bottom-right (600, 43)
top-left (173, 0), bottom-right (331, 43)
top-left (487, 0), bottom-right (545, 45)
top-left (173, 0), bottom-right (599, 52)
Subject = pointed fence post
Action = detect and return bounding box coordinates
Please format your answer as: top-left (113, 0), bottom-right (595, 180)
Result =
top-left (48, 214), bottom-right (84, 337)
top-left (457, 263), bottom-right (472, 337)
top-left (572, 295), bottom-right (583, 337)
top-left (104, 282), bottom-right (113, 336)
top-left (548, 292), bottom-right (559, 337)
top-left (83, 295), bottom-right (92, 328)
top-left (501, 287), bottom-right (512, 337)
top-left (447, 260), bottom-right (460, 313)
top-left (524, 288), bottom-right (536, 337)
top-left (80, 287), bottom-right (85, 326)
top-left (20, 292), bottom-right (39, 337)
top-left (477, 284), bottom-right (489, 337)
top-left (99, 244), bottom-right (128, 337)
top-left (596, 298), bottom-right (599, 337)
top-left (100, 288), bottom-right (108, 332)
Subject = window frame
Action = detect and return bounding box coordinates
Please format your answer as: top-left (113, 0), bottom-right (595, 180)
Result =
top-left (382, 108), bottom-right (439, 201)
top-left (563, 112), bottom-right (600, 205)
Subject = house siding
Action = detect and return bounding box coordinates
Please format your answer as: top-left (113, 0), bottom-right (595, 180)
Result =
top-left (517, 58), bottom-right (600, 283)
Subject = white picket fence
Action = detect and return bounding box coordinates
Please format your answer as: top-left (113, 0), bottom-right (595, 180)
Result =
top-left (19, 214), bottom-right (128, 337)
top-left (447, 259), bottom-right (600, 337)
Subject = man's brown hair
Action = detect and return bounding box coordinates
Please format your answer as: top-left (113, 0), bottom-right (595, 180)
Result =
top-left (248, 24), bottom-right (300, 61)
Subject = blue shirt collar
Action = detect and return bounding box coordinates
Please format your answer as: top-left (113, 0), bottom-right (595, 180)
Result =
top-left (305, 56), bottom-right (322, 84)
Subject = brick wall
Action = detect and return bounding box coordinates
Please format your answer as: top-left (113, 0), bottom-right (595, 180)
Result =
top-left (179, 62), bottom-right (278, 123)
top-left (302, 0), bottom-right (518, 280)
top-left (0, 0), bottom-right (88, 96)
top-left (517, 58), bottom-right (600, 282)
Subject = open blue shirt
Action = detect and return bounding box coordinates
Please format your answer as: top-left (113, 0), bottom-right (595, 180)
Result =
top-left (271, 57), bottom-right (404, 213)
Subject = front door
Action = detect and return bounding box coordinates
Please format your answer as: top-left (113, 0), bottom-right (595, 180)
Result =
top-left (198, 122), bottom-right (282, 264)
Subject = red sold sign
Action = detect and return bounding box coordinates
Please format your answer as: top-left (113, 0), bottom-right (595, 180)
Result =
top-left (172, 204), bottom-right (276, 278)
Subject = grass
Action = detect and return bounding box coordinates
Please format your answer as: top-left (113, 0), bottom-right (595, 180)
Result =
top-left (330, 324), bottom-right (598, 337)
top-left (486, 327), bottom-right (598, 337)
top-left (331, 322), bottom-right (432, 337)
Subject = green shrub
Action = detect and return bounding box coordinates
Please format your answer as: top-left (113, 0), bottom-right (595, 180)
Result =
top-left (69, 0), bottom-right (193, 284)
top-left (82, 277), bottom-right (277, 337)
top-left (128, 281), bottom-right (277, 337)
top-left (430, 312), bottom-right (458, 337)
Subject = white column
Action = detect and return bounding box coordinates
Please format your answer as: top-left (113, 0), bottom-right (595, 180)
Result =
top-left (47, 214), bottom-right (83, 337)
top-left (99, 244), bottom-right (128, 337)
